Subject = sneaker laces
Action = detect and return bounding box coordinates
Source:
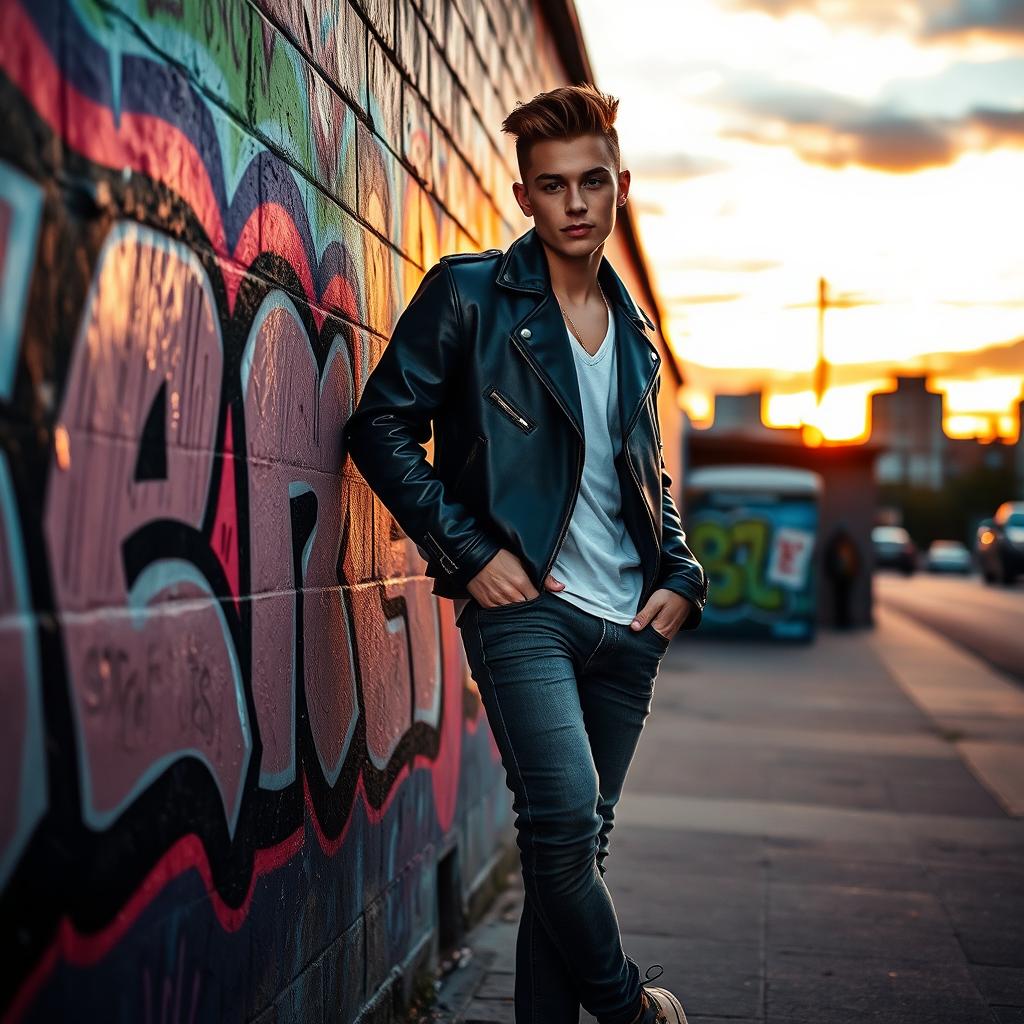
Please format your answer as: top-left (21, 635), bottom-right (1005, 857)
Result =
top-left (642, 964), bottom-right (665, 985)
top-left (640, 965), bottom-right (668, 1023)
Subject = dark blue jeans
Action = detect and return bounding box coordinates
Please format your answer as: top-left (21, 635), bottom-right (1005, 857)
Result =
top-left (457, 589), bottom-right (671, 1024)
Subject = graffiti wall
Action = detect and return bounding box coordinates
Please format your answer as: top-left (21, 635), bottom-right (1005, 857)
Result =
top-left (0, 0), bottom-right (571, 1019)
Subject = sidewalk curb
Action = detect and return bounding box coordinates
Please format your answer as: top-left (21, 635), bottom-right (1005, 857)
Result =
top-left (428, 852), bottom-right (520, 1022)
top-left (871, 605), bottom-right (1024, 816)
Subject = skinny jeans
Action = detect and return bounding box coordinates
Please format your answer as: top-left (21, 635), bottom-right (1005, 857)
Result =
top-left (457, 589), bottom-right (671, 1024)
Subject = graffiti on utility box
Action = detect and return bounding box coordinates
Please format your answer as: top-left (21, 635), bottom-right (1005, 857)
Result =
top-left (687, 466), bottom-right (821, 641)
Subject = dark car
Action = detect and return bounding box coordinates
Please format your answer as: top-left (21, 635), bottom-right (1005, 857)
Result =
top-left (978, 501), bottom-right (1024, 585)
top-left (871, 525), bottom-right (917, 575)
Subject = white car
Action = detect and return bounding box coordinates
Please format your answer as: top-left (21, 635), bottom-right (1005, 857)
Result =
top-left (925, 540), bottom-right (972, 574)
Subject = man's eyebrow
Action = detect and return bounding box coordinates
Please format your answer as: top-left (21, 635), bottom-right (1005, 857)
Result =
top-left (533, 167), bottom-right (610, 183)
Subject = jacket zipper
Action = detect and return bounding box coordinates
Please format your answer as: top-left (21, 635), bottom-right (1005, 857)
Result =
top-left (486, 386), bottom-right (535, 433)
top-left (423, 531), bottom-right (458, 574)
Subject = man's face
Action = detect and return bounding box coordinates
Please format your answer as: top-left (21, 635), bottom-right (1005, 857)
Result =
top-left (512, 133), bottom-right (629, 258)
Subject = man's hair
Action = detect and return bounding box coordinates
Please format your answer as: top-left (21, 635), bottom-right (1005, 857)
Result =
top-left (500, 83), bottom-right (621, 184)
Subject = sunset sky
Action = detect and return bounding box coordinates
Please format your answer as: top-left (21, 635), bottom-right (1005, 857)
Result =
top-left (577, 0), bottom-right (1024, 442)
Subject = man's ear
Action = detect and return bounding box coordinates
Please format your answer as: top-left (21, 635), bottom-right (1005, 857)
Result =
top-left (512, 181), bottom-right (533, 218)
top-left (617, 167), bottom-right (631, 207)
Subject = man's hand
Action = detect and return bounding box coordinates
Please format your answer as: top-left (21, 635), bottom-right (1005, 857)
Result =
top-left (630, 589), bottom-right (693, 640)
top-left (467, 550), bottom-right (566, 608)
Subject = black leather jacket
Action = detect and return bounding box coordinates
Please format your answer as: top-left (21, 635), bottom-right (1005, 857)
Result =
top-left (342, 226), bottom-right (709, 628)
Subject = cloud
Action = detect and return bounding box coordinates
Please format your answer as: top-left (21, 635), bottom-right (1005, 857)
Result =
top-left (917, 332), bottom-right (1024, 376)
top-left (716, 0), bottom-right (1024, 41)
top-left (877, 58), bottom-right (1024, 119)
top-left (681, 332), bottom-right (1024, 387)
top-left (704, 74), bottom-right (1024, 170)
top-left (707, 75), bottom-right (864, 123)
top-left (922, 0), bottom-right (1024, 41)
top-left (666, 256), bottom-right (783, 272)
top-left (625, 195), bottom-right (666, 216)
top-left (721, 115), bottom-right (957, 171)
top-left (970, 104), bottom-right (1024, 137)
top-left (666, 292), bottom-right (746, 306)
top-left (626, 151), bottom-right (732, 180)
top-left (785, 291), bottom-right (884, 309)
top-left (940, 296), bottom-right (1024, 307)
top-left (714, 0), bottom-right (924, 33)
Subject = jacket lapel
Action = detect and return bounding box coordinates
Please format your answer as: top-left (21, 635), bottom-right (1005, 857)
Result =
top-left (496, 227), bottom-right (661, 443)
top-left (600, 259), bottom-right (661, 445)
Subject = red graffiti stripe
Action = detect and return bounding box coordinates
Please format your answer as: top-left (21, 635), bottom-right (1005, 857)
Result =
top-left (228, 203), bottom-right (316, 317)
top-left (5, 827), bottom-right (303, 1023)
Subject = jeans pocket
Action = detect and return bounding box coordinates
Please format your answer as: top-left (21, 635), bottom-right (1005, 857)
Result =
top-left (645, 621), bottom-right (672, 645)
top-left (476, 591), bottom-right (546, 614)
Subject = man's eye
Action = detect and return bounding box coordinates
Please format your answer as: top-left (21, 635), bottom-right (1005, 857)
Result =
top-left (544, 183), bottom-right (562, 192)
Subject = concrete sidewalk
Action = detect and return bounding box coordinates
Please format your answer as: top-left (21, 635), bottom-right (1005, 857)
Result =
top-left (433, 607), bottom-right (1024, 1024)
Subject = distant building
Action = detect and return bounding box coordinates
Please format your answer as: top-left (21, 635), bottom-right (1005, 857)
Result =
top-left (868, 375), bottom-right (1022, 492)
top-left (869, 376), bottom-right (946, 488)
top-left (706, 392), bottom-right (802, 443)
top-left (946, 436), bottom-right (1014, 479)
top-left (708, 392), bottom-right (765, 434)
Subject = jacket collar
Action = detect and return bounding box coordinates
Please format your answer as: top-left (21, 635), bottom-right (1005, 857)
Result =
top-left (496, 226), bottom-right (657, 331)
top-left (495, 227), bottom-right (660, 443)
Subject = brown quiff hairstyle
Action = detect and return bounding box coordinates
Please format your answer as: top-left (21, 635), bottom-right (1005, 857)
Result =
top-left (501, 84), bottom-right (621, 184)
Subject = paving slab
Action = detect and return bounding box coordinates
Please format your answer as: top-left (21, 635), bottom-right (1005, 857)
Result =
top-left (764, 948), bottom-right (993, 1024)
top-left (969, 963), bottom-right (1024, 1007)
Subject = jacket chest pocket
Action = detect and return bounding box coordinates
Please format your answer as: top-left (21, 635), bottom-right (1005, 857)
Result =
top-left (485, 385), bottom-right (537, 434)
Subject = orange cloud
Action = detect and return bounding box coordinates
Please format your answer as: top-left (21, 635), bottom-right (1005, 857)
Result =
top-left (711, 91), bottom-right (1024, 173)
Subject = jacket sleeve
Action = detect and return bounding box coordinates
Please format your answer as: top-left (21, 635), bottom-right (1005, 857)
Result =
top-left (341, 259), bottom-right (502, 589)
top-left (652, 376), bottom-right (709, 630)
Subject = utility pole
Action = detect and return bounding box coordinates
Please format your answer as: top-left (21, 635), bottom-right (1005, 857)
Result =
top-left (814, 276), bottom-right (829, 407)
top-left (800, 276), bottom-right (831, 446)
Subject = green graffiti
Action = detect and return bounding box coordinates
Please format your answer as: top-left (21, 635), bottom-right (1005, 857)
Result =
top-left (691, 518), bottom-right (784, 612)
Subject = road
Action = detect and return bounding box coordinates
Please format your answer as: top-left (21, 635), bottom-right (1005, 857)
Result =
top-left (875, 569), bottom-right (1024, 684)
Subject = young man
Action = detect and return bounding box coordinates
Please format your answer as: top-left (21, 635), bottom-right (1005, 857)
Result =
top-left (343, 84), bottom-right (707, 1024)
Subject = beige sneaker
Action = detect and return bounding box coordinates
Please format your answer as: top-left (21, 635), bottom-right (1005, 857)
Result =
top-left (628, 965), bottom-right (688, 1024)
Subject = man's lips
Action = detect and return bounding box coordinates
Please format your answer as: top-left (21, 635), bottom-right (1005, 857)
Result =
top-left (562, 224), bottom-right (593, 234)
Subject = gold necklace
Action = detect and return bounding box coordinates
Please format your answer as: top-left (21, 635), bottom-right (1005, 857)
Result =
top-left (558, 283), bottom-right (610, 352)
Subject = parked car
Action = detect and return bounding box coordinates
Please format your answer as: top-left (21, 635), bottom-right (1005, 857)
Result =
top-left (925, 539), bottom-right (972, 574)
top-left (871, 525), bottom-right (917, 575)
top-left (978, 501), bottom-right (1024, 585)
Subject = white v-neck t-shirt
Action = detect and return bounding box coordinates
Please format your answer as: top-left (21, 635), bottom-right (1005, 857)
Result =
top-left (547, 312), bottom-right (643, 624)
top-left (454, 310), bottom-right (643, 627)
